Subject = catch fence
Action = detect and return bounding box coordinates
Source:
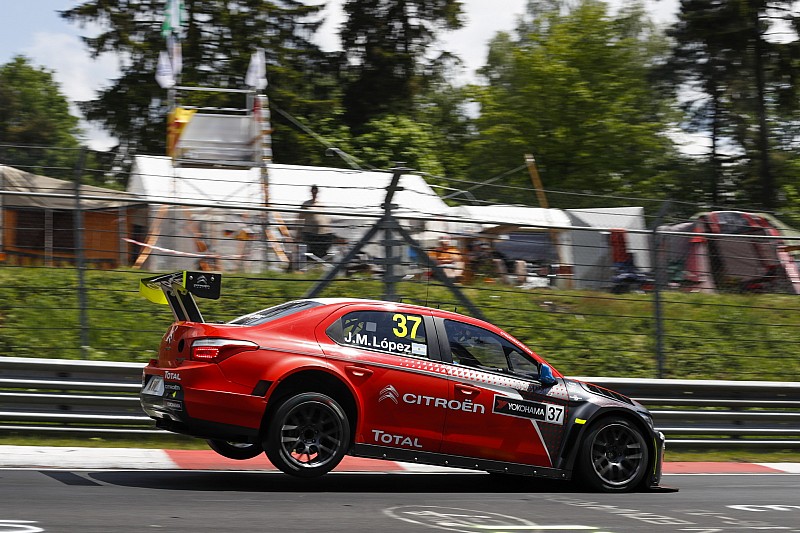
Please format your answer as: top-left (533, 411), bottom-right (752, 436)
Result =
top-left (1, 147), bottom-right (800, 381)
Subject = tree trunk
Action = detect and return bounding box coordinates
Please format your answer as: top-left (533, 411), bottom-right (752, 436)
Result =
top-left (751, 5), bottom-right (774, 208)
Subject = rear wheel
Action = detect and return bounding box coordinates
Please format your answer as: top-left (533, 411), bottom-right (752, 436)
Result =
top-left (577, 417), bottom-right (648, 492)
top-left (206, 439), bottom-right (263, 460)
top-left (264, 392), bottom-right (350, 478)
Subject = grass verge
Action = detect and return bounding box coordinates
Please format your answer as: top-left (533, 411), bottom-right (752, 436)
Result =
top-left (1, 435), bottom-right (797, 463)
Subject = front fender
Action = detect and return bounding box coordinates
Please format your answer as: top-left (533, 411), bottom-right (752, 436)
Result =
top-left (557, 404), bottom-right (657, 475)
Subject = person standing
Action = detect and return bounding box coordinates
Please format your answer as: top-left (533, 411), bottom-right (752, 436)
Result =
top-left (296, 185), bottom-right (333, 259)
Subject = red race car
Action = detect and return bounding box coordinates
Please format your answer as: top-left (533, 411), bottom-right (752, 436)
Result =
top-left (140, 271), bottom-right (665, 492)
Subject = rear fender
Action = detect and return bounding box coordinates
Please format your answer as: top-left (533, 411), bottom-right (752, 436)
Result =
top-left (260, 361), bottom-right (361, 440)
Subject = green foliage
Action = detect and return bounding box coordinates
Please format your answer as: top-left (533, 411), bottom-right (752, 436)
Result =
top-left (467, 0), bottom-right (683, 206)
top-left (666, 0), bottom-right (800, 209)
top-left (777, 180), bottom-right (800, 228)
top-left (340, 0), bottom-right (464, 131)
top-left (351, 114), bottom-right (446, 175)
top-left (0, 56), bottom-right (81, 147)
top-left (414, 78), bottom-right (475, 180)
top-left (1, 267), bottom-right (798, 382)
top-left (665, 0), bottom-right (744, 206)
top-left (0, 56), bottom-right (83, 177)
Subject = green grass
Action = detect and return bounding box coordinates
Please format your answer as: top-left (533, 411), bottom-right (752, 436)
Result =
top-left (2, 266), bottom-right (800, 380)
top-left (0, 434), bottom-right (207, 449)
top-left (663, 449), bottom-right (800, 462)
top-left (0, 434), bottom-right (796, 463)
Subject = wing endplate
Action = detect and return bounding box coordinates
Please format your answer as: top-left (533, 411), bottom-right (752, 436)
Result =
top-left (139, 271), bottom-right (222, 322)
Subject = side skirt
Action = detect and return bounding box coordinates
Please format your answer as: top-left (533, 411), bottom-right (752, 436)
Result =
top-left (351, 443), bottom-right (570, 481)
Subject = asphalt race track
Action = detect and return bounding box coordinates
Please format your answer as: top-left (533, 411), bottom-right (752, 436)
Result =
top-left (0, 469), bottom-right (798, 532)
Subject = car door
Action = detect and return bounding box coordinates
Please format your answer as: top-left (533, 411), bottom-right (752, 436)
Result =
top-left (436, 317), bottom-right (569, 468)
top-left (319, 306), bottom-right (449, 454)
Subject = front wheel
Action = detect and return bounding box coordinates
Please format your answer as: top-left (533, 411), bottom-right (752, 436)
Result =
top-left (577, 417), bottom-right (649, 492)
top-left (264, 392), bottom-right (350, 478)
top-left (206, 439), bottom-right (263, 460)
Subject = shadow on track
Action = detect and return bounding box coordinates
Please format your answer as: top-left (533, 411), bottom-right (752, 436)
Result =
top-left (87, 471), bottom-right (582, 494)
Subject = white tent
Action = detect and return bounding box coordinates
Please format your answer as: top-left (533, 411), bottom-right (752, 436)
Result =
top-left (129, 155), bottom-right (449, 217)
top-left (566, 207), bottom-right (651, 290)
top-left (450, 204), bottom-right (649, 290)
top-left (452, 205), bottom-right (572, 232)
top-left (127, 155), bottom-right (451, 271)
top-left (451, 204), bottom-right (574, 287)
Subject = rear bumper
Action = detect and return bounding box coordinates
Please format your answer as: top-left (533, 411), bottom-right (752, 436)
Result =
top-left (147, 410), bottom-right (260, 445)
top-left (140, 367), bottom-right (265, 443)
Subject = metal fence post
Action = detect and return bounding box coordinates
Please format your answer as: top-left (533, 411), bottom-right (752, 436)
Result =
top-left (381, 169), bottom-right (405, 302)
top-left (72, 148), bottom-right (89, 355)
top-left (651, 200), bottom-right (671, 379)
top-left (0, 167), bottom-right (4, 253)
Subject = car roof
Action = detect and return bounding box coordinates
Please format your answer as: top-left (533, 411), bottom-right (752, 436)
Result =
top-left (307, 297), bottom-right (483, 323)
top-left (296, 298), bottom-right (533, 357)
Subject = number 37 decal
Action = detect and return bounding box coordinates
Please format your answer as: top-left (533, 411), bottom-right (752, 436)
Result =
top-left (392, 314), bottom-right (422, 339)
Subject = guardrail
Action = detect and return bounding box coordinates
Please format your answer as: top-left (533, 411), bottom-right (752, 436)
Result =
top-left (0, 356), bottom-right (157, 437)
top-left (577, 376), bottom-right (800, 448)
top-left (2, 357), bottom-right (799, 448)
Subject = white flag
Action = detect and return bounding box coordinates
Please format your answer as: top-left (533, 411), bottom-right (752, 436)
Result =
top-left (169, 35), bottom-right (182, 77)
top-left (245, 48), bottom-right (268, 90)
top-left (155, 50), bottom-right (175, 88)
top-left (162, 0), bottom-right (186, 39)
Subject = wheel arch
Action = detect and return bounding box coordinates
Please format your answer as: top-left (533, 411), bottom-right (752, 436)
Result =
top-left (562, 406), bottom-right (657, 479)
top-left (262, 368), bottom-right (359, 448)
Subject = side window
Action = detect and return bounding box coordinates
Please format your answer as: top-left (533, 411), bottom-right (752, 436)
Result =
top-left (338, 310), bottom-right (429, 358)
top-left (444, 319), bottom-right (538, 377)
top-left (508, 351), bottom-right (539, 378)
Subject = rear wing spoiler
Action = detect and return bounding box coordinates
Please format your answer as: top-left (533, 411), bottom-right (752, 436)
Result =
top-left (139, 271), bottom-right (221, 323)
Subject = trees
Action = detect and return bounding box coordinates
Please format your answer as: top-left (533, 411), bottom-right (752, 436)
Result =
top-left (667, 0), bottom-right (800, 209)
top-left (61, 0), bottom-right (340, 164)
top-left (666, 0), bottom-right (739, 206)
top-left (0, 56), bottom-right (82, 177)
top-left (467, 0), bottom-right (681, 206)
top-left (339, 0), bottom-right (464, 132)
top-left (351, 114), bottom-right (446, 175)
top-left (0, 56), bottom-right (81, 149)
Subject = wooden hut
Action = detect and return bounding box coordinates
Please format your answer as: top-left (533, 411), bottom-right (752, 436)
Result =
top-left (0, 165), bottom-right (146, 268)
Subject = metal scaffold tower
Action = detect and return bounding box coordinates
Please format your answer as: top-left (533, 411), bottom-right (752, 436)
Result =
top-left (148, 2), bottom-right (277, 270)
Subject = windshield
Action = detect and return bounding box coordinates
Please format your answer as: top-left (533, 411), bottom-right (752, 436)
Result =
top-left (228, 300), bottom-right (323, 326)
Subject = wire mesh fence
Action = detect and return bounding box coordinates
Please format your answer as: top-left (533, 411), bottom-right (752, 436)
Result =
top-left (2, 145), bottom-right (800, 381)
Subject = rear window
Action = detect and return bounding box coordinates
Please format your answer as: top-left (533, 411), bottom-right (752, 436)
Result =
top-left (331, 310), bottom-right (429, 358)
top-left (228, 300), bottom-right (323, 326)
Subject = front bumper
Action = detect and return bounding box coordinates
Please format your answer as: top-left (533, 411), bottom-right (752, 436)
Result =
top-left (647, 430), bottom-right (666, 489)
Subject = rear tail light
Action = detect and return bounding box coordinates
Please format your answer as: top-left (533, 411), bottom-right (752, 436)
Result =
top-left (191, 338), bottom-right (259, 363)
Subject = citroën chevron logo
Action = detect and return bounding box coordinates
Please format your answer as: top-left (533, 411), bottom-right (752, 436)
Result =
top-left (379, 384), bottom-right (399, 404)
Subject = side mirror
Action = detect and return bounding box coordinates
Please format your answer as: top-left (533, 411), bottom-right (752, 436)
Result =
top-left (539, 364), bottom-right (557, 387)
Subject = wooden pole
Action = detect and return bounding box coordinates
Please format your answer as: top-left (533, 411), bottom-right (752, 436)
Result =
top-left (525, 153), bottom-right (549, 209)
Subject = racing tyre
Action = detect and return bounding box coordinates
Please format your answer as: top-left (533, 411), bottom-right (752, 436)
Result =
top-left (264, 392), bottom-right (350, 478)
top-left (577, 417), bottom-right (649, 492)
top-left (206, 439), bottom-right (264, 460)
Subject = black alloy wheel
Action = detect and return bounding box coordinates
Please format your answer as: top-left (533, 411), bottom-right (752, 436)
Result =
top-left (264, 392), bottom-right (350, 478)
top-left (578, 417), bottom-right (649, 492)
